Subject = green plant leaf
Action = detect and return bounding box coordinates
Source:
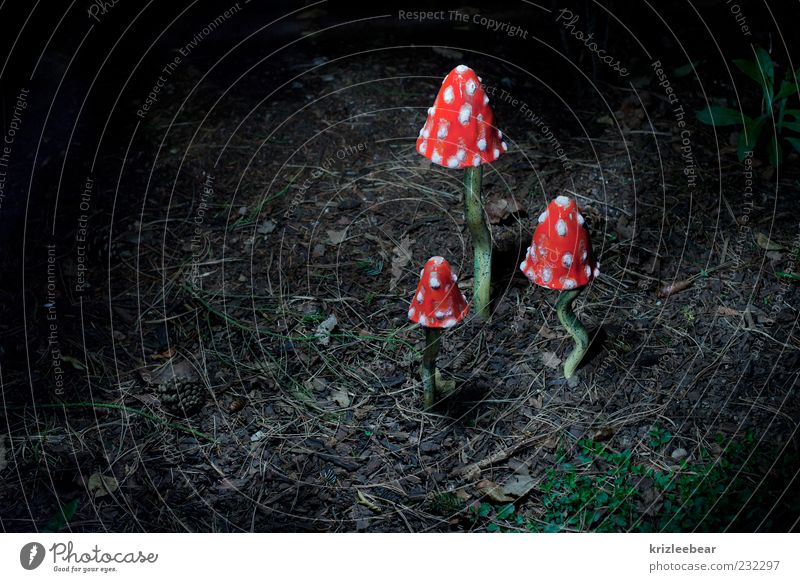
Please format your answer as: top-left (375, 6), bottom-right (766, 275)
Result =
top-left (775, 80), bottom-right (799, 101)
top-left (768, 134), bottom-right (782, 166)
top-left (737, 115), bottom-right (765, 160)
top-left (754, 47), bottom-right (775, 102)
top-left (733, 58), bottom-right (762, 86)
top-left (785, 137), bottom-right (800, 153)
top-left (782, 121), bottom-right (800, 133)
top-left (774, 271), bottom-right (800, 282)
top-left (496, 503), bottom-right (515, 520)
top-left (696, 106), bottom-right (744, 126)
top-left (43, 498), bottom-right (79, 533)
top-left (673, 60), bottom-right (702, 78)
top-left (784, 109), bottom-right (800, 120)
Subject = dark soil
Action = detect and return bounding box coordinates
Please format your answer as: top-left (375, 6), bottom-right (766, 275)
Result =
top-left (1, 2), bottom-right (798, 533)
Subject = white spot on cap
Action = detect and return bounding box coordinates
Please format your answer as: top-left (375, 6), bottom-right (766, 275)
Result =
top-left (443, 86), bottom-right (454, 103)
top-left (445, 308), bottom-right (453, 316)
top-left (477, 138), bottom-right (487, 151)
top-left (562, 252), bottom-right (573, 267)
top-left (422, 126), bottom-right (430, 139)
top-left (493, 148), bottom-right (500, 159)
top-left (581, 250), bottom-right (588, 261)
top-left (432, 256), bottom-right (444, 265)
top-left (472, 155), bottom-right (481, 166)
top-left (451, 272), bottom-right (458, 282)
top-left (437, 122), bottom-right (448, 139)
top-left (562, 278), bottom-right (577, 289)
top-left (417, 291), bottom-right (424, 303)
top-left (459, 103), bottom-right (472, 125)
top-left (408, 307), bottom-right (415, 318)
top-left (432, 150), bottom-right (442, 164)
top-left (498, 130), bottom-right (503, 139)
top-left (456, 148), bottom-right (466, 161)
top-left (435, 310), bottom-right (445, 319)
top-left (555, 195), bottom-right (571, 208)
top-left (542, 267), bottom-right (552, 283)
top-left (476, 113), bottom-right (483, 123)
top-left (538, 211), bottom-right (548, 224)
top-left (419, 314), bottom-right (428, 326)
top-left (556, 219), bottom-right (568, 236)
top-left (420, 268), bottom-right (424, 277)
top-left (577, 213), bottom-right (585, 225)
top-left (531, 243), bottom-right (537, 255)
top-left (466, 79), bottom-right (477, 95)
top-left (539, 246), bottom-right (546, 256)
top-left (428, 106), bottom-right (435, 116)
top-left (442, 318), bottom-right (458, 328)
top-left (484, 94), bottom-right (489, 105)
top-left (501, 141), bottom-right (508, 151)
top-left (519, 261), bottom-right (527, 271)
top-left (447, 156), bottom-right (459, 168)
top-left (585, 265), bottom-right (592, 278)
top-left (455, 65), bottom-right (469, 73)
top-left (594, 267), bottom-right (600, 278)
top-left (419, 140), bottom-right (427, 154)
top-left (429, 272), bottom-right (441, 288)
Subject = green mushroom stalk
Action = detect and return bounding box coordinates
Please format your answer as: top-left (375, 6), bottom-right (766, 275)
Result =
top-left (463, 165), bottom-right (492, 320)
top-left (420, 328), bottom-right (442, 409)
top-left (555, 287), bottom-right (590, 379)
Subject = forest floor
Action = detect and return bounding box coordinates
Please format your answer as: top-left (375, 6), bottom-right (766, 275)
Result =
top-left (2, 44), bottom-right (799, 532)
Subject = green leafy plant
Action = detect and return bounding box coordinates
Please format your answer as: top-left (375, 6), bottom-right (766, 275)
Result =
top-left (696, 46), bottom-right (800, 166)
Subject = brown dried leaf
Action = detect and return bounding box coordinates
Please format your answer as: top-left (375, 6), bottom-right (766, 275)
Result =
top-left (477, 479), bottom-right (514, 503)
top-left (541, 351), bottom-right (561, 369)
top-left (658, 279), bottom-right (692, 298)
top-left (326, 229), bottom-right (348, 245)
top-left (486, 198), bottom-right (525, 225)
top-left (389, 235), bottom-right (414, 290)
top-left (87, 473), bottom-right (119, 499)
top-left (755, 232), bottom-right (783, 251)
top-left (716, 306), bottom-right (741, 317)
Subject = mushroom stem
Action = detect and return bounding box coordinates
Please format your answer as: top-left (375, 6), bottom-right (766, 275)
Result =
top-left (420, 327), bottom-right (442, 408)
top-left (555, 287), bottom-right (589, 378)
top-left (463, 165), bottom-right (491, 320)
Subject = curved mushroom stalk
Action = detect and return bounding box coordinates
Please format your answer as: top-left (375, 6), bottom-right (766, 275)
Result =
top-left (520, 196), bottom-right (600, 379)
top-left (408, 257), bottom-right (469, 408)
top-left (556, 287), bottom-right (589, 378)
top-left (415, 65), bottom-right (507, 320)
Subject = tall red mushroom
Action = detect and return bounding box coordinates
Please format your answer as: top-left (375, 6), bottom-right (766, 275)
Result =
top-left (416, 65), bottom-right (507, 319)
top-left (520, 195), bottom-right (600, 378)
top-left (409, 256), bottom-right (469, 407)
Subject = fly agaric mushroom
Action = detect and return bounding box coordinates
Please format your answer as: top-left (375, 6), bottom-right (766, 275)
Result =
top-left (416, 64), bottom-right (507, 320)
top-left (408, 256), bottom-right (469, 408)
top-left (520, 195), bottom-right (600, 378)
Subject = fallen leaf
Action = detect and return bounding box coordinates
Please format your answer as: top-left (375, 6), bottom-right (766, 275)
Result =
top-left (486, 198), bottom-right (525, 225)
top-left (755, 232), bottom-right (783, 251)
top-left (478, 471), bottom-right (537, 502)
top-left (536, 323), bottom-right (559, 339)
top-left (312, 243), bottom-right (326, 258)
top-left (592, 427), bottom-right (615, 442)
top-left (331, 388), bottom-right (351, 408)
top-left (389, 235), bottom-right (414, 290)
top-left (541, 351), bottom-right (561, 369)
top-left (477, 479), bottom-right (514, 503)
top-left (326, 229), bottom-right (348, 245)
top-left (716, 306), bottom-right (741, 317)
top-left (434, 369), bottom-right (456, 395)
top-left (257, 219), bottom-right (276, 235)
top-left (250, 430), bottom-right (268, 443)
top-left (315, 314), bottom-right (337, 346)
top-left (657, 279), bottom-right (692, 298)
top-left (87, 473), bottom-right (118, 499)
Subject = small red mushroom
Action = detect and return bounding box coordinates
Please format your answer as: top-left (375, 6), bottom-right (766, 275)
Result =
top-left (520, 196), bottom-right (600, 378)
top-left (415, 65), bottom-right (507, 319)
top-left (409, 256), bottom-right (469, 407)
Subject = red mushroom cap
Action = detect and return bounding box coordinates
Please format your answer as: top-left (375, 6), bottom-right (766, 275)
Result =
top-left (408, 256), bottom-right (469, 329)
top-left (415, 65), bottom-right (507, 169)
top-left (519, 196), bottom-right (600, 290)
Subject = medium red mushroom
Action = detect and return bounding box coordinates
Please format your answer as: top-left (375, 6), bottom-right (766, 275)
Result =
top-left (408, 256), bottom-right (469, 407)
top-left (520, 195), bottom-right (600, 378)
top-left (416, 65), bottom-right (507, 319)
